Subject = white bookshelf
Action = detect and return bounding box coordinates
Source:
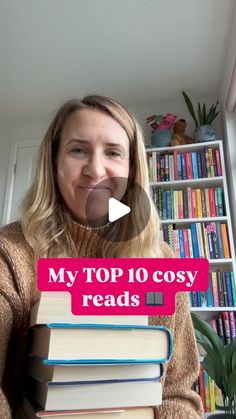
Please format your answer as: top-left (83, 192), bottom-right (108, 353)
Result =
top-left (146, 140), bottom-right (236, 315)
top-left (146, 140), bottom-right (236, 418)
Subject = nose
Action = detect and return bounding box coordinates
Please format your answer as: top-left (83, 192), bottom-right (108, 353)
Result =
top-left (82, 153), bottom-right (106, 179)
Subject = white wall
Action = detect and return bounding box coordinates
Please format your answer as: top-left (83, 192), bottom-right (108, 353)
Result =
top-left (0, 97), bottom-right (221, 225)
top-left (219, 3), bottom-right (236, 243)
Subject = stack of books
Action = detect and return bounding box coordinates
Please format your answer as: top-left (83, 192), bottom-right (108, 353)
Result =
top-left (21, 292), bottom-right (173, 419)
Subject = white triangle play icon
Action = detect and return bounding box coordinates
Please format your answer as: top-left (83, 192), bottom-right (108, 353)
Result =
top-left (108, 198), bottom-right (131, 222)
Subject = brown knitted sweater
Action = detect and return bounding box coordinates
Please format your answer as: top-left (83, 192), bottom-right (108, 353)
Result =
top-left (0, 222), bottom-right (203, 419)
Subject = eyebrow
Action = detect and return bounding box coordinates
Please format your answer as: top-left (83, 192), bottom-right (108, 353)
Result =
top-left (66, 139), bottom-right (127, 149)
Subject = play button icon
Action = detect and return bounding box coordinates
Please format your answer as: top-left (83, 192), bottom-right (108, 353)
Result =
top-left (109, 198), bottom-right (131, 222)
top-left (85, 177), bottom-right (151, 242)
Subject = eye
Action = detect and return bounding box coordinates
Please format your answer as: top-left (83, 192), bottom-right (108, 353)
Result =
top-left (106, 150), bottom-right (122, 157)
top-left (70, 147), bottom-right (87, 155)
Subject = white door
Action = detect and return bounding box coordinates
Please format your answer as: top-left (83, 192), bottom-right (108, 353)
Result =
top-left (2, 141), bottom-right (41, 225)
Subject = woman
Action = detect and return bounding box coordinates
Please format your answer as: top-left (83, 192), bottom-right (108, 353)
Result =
top-left (0, 95), bottom-right (203, 418)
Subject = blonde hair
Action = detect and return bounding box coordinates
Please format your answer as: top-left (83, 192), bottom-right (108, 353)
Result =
top-left (21, 95), bottom-right (163, 259)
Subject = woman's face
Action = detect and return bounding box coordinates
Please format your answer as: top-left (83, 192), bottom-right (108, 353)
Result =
top-left (56, 108), bottom-right (130, 225)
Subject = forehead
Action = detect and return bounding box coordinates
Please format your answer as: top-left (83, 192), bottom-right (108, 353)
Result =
top-left (61, 108), bottom-right (129, 146)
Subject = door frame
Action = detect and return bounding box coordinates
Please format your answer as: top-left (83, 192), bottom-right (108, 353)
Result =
top-left (2, 139), bottom-right (41, 226)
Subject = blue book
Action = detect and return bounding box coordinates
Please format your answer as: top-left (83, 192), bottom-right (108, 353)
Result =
top-left (29, 374), bottom-right (163, 410)
top-left (178, 229), bottom-right (185, 257)
top-left (206, 274), bottom-right (214, 307)
top-left (225, 272), bottom-right (234, 307)
top-left (215, 222), bottom-right (224, 258)
top-left (191, 152), bottom-right (199, 179)
top-left (181, 154), bottom-right (187, 180)
top-left (30, 324), bottom-right (173, 363)
top-left (177, 154), bottom-right (182, 179)
top-left (190, 223), bottom-right (199, 257)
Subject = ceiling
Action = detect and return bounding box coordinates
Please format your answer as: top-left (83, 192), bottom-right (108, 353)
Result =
top-left (0, 0), bottom-right (235, 122)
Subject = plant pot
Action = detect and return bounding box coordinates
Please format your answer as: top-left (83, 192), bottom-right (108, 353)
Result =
top-left (209, 416), bottom-right (236, 418)
top-left (194, 124), bottom-right (218, 142)
top-left (151, 129), bottom-right (172, 147)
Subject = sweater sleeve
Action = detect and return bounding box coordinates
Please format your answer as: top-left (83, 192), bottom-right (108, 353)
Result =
top-left (0, 294), bottom-right (13, 419)
top-left (149, 241), bottom-right (204, 418)
top-left (153, 293), bottom-right (203, 418)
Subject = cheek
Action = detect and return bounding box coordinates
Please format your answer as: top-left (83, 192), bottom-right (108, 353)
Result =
top-left (57, 158), bottom-right (80, 184)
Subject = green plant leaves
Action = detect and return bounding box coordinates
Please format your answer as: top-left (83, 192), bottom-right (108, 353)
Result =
top-left (182, 92), bottom-right (219, 126)
top-left (228, 369), bottom-right (236, 399)
top-left (191, 312), bottom-right (224, 357)
top-left (182, 91), bottom-right (199, 127)
top-left (191, 313), bottom-right (236, 414)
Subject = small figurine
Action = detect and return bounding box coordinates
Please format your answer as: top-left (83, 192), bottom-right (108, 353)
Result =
top-left (171, 119), bottom-right (195, 146)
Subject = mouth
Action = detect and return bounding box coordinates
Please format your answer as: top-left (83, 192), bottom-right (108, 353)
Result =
top-left (78, 185), bottom-right (111, 191)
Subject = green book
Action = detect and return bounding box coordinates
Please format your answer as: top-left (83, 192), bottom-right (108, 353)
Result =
top-left (230, 271), bottom-right (236, 306)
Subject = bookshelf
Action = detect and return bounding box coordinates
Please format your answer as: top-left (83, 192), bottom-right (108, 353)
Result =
top-left (146, 140), bottom-right (236, 417)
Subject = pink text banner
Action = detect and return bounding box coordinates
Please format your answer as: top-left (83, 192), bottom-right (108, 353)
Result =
top-left (37, 258), bottom-right (209, 315)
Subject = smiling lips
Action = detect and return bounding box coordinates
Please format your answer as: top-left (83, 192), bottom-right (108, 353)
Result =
top-left (78, 185), bottom-right (111, 191)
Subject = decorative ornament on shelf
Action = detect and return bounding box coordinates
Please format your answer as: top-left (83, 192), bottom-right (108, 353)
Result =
top-left (191, 312), bottom-right (236, 418)
top-left (171, 118), bottom-right (195, 146)
top-left (146, 113), bottom-right (177, 147)
top-left (182, 91), bottom-right (220, 143)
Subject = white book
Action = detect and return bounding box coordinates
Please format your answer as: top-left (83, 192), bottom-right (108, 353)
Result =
top-left (28, 357), bottom-right (162, 383)
top-left (30, 292), bottom-right (148, 327)
top-left (30, 324), bottom-right (171, 362)
top-left (32, 379), bottom-right (162, 410)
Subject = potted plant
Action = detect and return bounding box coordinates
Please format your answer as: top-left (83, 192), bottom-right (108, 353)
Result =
top-left (182, 91), bottom-right (220, 142)
top-left (191, 312), bottom-right (236, 418)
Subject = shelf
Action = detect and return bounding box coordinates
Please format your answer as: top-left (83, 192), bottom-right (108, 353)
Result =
top-left (150, 176), bottom-right (223, 187)
top-left (190, 306), bottom-right (236, 312)
top-left (146, 139), bottom-right (221, 153)
top-left (160, 216), bottom-right (227, 224)
top-left (209, 258), bottom-right (233, 265)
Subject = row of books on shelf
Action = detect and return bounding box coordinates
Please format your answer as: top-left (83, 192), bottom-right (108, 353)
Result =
top-left (208, 311), bottom-right (235, 345)
top-left (152, 186), bottom-right (224, 220)
top-left (147, 147), bottom-right (222, 182)
top-left (194, 366), bottom-right (223, 414)
top-left (21, 293), bottom-right (172, 419)
top-left (189, 270), bottom-right (236, 308)
top-left (161, 222), bottom-right (230, 259)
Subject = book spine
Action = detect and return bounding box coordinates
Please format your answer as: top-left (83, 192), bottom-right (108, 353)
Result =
top-left (196, 152), bottom-right (203, 178)
top-left (201, 149), bottom-right (207, 178)
top-left (201, 188), bottom-right (207, 218)
top-left (211, 272), bottom-right (219, 307)
top-left (181, 154), bottom-right (187, 180)
top-left (183, 229), bottom-right (190, 258)
top-left (225, 272), bottom-right (234, 307)
top-left (221, 311), bottom-right (231, 344)
top-left (215, 149), bottom-right (222, 176)
top-left (190, 224), bottom-right (199, 257)
top-left (173, 150), bottom-right (178, 180)
top-left (187, 187), bottom-right (192, 218)
top-left (220, 224), bottom-right (231, 258)
top-left (215, 222), bottom-right (224, 259)
top-left (216, 270), bottom-right (225, 307)
top-left (183, 189), bottom-right (189, 218)
top-left (230, 272), bottom-right (236, 306)
top-left (178, 230), bottom-right (185, 257)
top-left (204, 370), bottom-right (211, 412)
top-left (185, 152), bottom-right (193, 179)
top-left (228, 311), bottom-right (236, 339)
top-left (191, 152), bottom-right (198, 178)
top-left (216, 187), bottom-right (224, 216)
top-left (216, 315), bottom-right (225, 343)
top-left (196, 189), bottom-right (203, 218)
